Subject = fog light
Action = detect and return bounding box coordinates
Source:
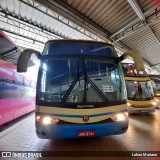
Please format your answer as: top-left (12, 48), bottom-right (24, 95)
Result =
top-left (42, 117), bottom-right (52, 125)
top-left (111, 112), bottom-right (128, 122)
top-left (155, 99), bottom-right (159, 102)
top-left (152, 102), bottom-right (157, 106)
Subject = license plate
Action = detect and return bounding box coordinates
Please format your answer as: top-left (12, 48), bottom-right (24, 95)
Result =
top-left (78, 130), bottom-right (95, 137)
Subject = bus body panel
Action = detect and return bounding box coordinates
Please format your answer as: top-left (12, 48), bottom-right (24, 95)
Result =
top-left (122, 63), bottom-right (156, 113)
top-left (0, 31), bottom-right (37, 125)
top-left (36, 104), bottom-right (127, 123)
top-left (36, 120), bottom-right (128, 139)
top-left (127, 99), bottom-right (156, 113)
top-left (0, 59), bottom-right (36, 125)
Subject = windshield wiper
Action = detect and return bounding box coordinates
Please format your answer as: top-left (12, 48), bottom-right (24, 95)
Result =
top-left (133, 84), bottom-right (151, 100)
top-left (87, 77), bottom-right (110, 103)
top-left (61, 73), bottom-right (81, 103)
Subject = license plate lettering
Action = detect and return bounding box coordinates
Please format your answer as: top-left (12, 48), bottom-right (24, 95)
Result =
top-left (78, 130), bottom-right (95, 137)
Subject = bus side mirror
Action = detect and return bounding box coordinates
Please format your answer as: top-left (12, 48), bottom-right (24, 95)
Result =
top-left (17, 49), bottom-right (41, 72)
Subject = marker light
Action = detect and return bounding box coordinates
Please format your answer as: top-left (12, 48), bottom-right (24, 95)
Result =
top-left (152, 102), bottom-right (157, 106)
top-left (36, 115), bottom-right (41, 121)
top-left (111, 112), bottom-right (128, 122)
top-left (127, 103), bottom-right (131, 107)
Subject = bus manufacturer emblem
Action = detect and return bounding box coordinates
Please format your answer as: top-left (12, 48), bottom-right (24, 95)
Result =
top-left (83, 115), bottom-right (89, 122)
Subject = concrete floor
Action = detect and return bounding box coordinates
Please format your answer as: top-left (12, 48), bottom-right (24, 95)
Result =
top-left (0, 110), bottom-right (160, 160)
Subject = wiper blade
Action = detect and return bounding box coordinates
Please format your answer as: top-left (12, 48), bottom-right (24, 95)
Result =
top-left (87, 77), bottom-right (110, 104)
top-left (61, 73), bottom-right (81, 103)
top-left (133, 87), bottom-right (151, 100)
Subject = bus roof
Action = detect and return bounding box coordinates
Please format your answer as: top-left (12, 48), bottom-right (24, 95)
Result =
top-left (45, 39), bottom-right (112, 46)
top-left (0, 31), bottom-right (21, 64)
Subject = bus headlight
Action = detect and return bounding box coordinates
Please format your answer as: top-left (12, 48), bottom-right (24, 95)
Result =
top-left (111, 112), bottom-right (128, 122)
top-left (36, 115), bottom-right (59, 125)
top-left (156, 93), bottom-right (160, 96)
top-left (127, 103), bottom-right (131, 107)
top-left (43, 117), bottom-right (52, 125)
top-left (152, 102), bottom-right (157, 106)
top-left (155, 99), bottom-right (159, 102)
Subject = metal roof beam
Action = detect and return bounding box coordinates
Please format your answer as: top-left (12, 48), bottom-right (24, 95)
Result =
top-left (0, 9), bottom-right (66, 39)
top-left (110, 8), bottom-right (160, 42)
top-left (0, 0), bottom-right (132, 52)
top-left (127, 0), bottom-right (145, 21)
top-left (0, 12), bottom-right (62, 44)
top-left (34, 0), bottom-right (135, 52)
top-left (0, 28), bottom-right (44, 45)
top-left (35, 0), bottom-right (111, 42)
top-left (18, 0), bottom-right (100, 41)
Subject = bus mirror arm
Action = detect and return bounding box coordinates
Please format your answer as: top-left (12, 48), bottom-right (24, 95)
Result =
top-left (117, 55), bottom-right (125, 62)
top-left (118, 51), bottom-right (145, 73)
top-left (17, 49), bottom-right (40, 72)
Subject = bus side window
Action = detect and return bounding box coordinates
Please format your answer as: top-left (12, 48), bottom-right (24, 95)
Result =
top-left (111, 69), bottom-right (120, 86)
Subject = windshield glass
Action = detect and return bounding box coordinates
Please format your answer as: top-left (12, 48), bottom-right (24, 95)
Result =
top-left (37, 41), bottom-right (126, 105)
top-left (126, 80), bottom-right (154, 101)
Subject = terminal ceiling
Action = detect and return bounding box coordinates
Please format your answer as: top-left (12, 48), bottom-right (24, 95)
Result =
top-left (0, 0), bottom-right (160, 72)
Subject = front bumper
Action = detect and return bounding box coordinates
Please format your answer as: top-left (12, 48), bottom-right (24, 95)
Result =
top-left (36, 120), bottom-right (128, 139)
top-left (128, 105), bottom-right (156, 113)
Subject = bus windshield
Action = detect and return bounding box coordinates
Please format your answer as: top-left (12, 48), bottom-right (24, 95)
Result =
top-left (126, 80), bottom-right (154, 101)
top-left (37, 40), bottom-right (126, 105)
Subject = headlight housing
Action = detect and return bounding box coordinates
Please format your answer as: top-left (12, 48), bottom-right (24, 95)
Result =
top-left (156, 93), bottom-right (160, 96)
top-left (111, 112), bottom-right (128, 122)
top-left (155, 99), bottom-right (159, 102)
top-left (152, 102), bottom-right (157, 106)
top-left (36, 115), bottom-right (59, 125)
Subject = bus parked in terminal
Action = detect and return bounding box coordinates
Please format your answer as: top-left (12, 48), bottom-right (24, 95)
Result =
top-left (122, 62), bottom-right (157, 113)
top-left (16, 40), bottom-right (135, 139)
top-left (0, 60), bottom-right (36, 125)
top-left (0, 31), bottom-right (36, 125)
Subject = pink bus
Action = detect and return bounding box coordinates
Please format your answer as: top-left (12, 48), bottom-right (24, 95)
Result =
top-left (0, 31), bottom-right (36, 125)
